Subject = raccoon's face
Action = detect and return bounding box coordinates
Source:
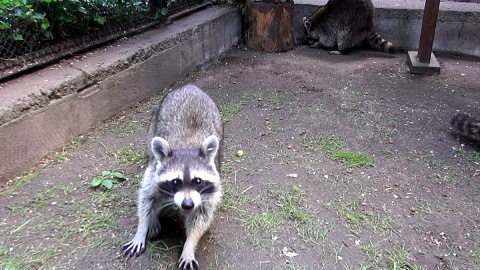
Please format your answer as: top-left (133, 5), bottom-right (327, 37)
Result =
top-left (152, 135), bottom-right (220, 212)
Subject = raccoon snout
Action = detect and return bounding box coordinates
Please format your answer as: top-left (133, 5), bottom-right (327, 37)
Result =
top-left (181, 198), bottom-right (195, 210)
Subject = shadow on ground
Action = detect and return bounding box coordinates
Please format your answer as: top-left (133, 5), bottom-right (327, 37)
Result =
top-left (1, 46), bottom-right (479, 270)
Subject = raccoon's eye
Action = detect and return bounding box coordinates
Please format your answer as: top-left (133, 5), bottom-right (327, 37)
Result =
top-left (192, 177), bottom-right (202, 185)
top-left (171, 179), bottom-right (181, 186)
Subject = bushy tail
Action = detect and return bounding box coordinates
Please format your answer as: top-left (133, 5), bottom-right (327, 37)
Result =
top-left (451, 113), bottom-right (480, 137)
top-left (367, 30), bottom-right (395, 53)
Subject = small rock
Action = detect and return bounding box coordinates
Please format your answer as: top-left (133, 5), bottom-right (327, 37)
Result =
top-left (287, 144), bottom-right (293, 149)
top-left (410, 207), bottom-right (416, 213)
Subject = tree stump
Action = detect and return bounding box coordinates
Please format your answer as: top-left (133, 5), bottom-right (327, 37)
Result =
top-left (245, 1), bottom-right (294, 52)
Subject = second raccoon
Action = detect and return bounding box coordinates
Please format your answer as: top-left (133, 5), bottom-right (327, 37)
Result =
top-left (303, 0), bottom-right (395, 54)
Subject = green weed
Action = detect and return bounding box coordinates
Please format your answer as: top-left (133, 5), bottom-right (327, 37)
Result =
top-left (307, 135), bottom-right (373, 168)
top-left (268, 95), bottom-right (285, 106)
top-left (91, 170), bottom-right (126, 191)
top-left (220, 103), bottom-right (243, 123)
top-left (455, 148), bottom-right (480, 163)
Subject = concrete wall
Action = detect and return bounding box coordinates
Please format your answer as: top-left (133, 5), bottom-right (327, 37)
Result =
top-left (0, 6), bottom-right (242, 183)
top-left (294, 0), bottom-right (480, 56)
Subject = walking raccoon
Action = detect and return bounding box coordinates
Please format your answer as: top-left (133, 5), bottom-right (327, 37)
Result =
top-left (451, 113), bottom-right (480, 139)
top-left (302, 0), bottom-right (395, 54)
top-left (123, 84), bottom-right (223, 270)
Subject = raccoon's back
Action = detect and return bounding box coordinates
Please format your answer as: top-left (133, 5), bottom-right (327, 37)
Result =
top-left (308, 0), bottom-right (375, 28)
top-left (451, 113), bottom-right (480, 137)
top-left (149, 84), bottom-right (223, 147)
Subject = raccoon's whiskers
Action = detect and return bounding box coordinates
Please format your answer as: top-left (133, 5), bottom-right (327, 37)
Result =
top-left (158, 187), bottom-right (175, 196)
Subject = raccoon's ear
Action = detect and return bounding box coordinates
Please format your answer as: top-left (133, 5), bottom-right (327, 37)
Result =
top-left (201, 135), bottom-right (219, 162)
top-left (151, 137), bottom-right (171, 163)
top-left (304, 20), bottom-right (312, 32)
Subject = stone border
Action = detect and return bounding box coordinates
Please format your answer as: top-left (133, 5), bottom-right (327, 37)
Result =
top-left (0, 6), bottom-right (242, 183)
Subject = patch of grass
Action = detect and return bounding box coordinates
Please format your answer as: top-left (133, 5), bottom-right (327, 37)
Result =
top-left (331, 151), bottom-right (373, 168)
top-left (7, 167), bottom-right (46, 191)
top-left (455, 148), bottom-right (480, 163)
top-left (382, 149), bottom-right (395, 157)
top-left (241, 210), bottom-right (284, 232)
top-left (344, 108), bottom-right (369, 126)
top-left (268, 95), bottom-right (285, 106)
top-left (220, 159), bottom-right (237, 175)
top-left (219, 165), bottom-right (252, 211)
top-left (0, 244), bottom-right (57, 270)
top-left (296, 219), bottom-right (331, 247)
top-left (306, 135), bottom-right (373, 168)
top-left (117, 145), bottom-right (146, 165)
top-left (30, 188), bottom-right (56, 207)
top-left (337, 201), bottom-right (393, 234)
top-left (431, 173), bottom-right (456, 185)
top-left (220, 103), bottom-right (243, 123)
top-left (387, 244), bottom-right (423, 270)
top-left (101, 143), bottom-right (146, 167)
top-left (146, 240), bottom-right (182, 268)
top-left (272, 185), bottom-right (310, 223)
top-left (358, 243), bottom-right (423, 270)
top-left (359, 242), bottom-right (384, 266)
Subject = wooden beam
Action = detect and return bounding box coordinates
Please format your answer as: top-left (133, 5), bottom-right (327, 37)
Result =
top-left (417, 0), bottom-right (441, 63)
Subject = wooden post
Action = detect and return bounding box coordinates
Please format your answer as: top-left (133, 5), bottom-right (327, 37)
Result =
top-left (406, 0), bottom-right (441, 74)
top-left (417, 0), bottom-right (441, 63)
top-left (245, 1), bottom-right (294, 52)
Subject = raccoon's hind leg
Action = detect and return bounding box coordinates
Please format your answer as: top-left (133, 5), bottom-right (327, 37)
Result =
top-left (333, 30), bottom-right (366, 55)
top-left (177, 209), bottom-right (215, 270)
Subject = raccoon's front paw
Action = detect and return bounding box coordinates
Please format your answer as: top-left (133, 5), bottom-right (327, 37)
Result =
top-left (122, 236), bottom-right (146, 257)
top-left (177, 255), bottom-right (199, 270)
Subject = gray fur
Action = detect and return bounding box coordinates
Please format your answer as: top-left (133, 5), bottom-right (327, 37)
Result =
top-left (451, 113), bottom-right (480, 140)
top-left (303, 0), bottom-right (395, 54)
top-left (123, 84), bottom-right (223, 270)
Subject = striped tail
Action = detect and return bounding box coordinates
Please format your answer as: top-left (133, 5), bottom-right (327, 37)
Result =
top-left (367, 30), bottom-right (395, 53)
top-left (451, 113), bottom-right (480, 137)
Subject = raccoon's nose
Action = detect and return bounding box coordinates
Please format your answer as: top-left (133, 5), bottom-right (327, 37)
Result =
top-left (181, 199), bottom-right (195, 210)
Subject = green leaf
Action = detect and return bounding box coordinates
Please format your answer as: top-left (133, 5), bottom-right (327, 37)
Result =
top-left (91, 177), bottom-right (102, 187)
top-left (102, 180), bottom-right (113, 190)
top-left (94, 16), bottom-right (106, 25)
top-left (161, 7), bottom-right (168, 16)
top-left (41, 20), bottom-right (50, 30)
top-left (34, 13), bottom-right (45, 20)
top-left (111, 172), bottom-right (126, 180)
top-left (0, 23), bottom-right (10, 30)
top-left (13, 34), bottom-right (23, 41)
top-left (102, 170), bottom-right (111, 176)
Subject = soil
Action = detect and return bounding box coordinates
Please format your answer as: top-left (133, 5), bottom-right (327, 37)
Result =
top-left (1, 46), bottom-right (479, 270)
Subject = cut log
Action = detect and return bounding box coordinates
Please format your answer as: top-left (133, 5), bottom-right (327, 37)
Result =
top-left (245, 1), bottom-right (294, 52)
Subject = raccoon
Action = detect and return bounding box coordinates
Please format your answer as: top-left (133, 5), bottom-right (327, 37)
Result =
top-left (302, 0), bottom-right (395, 54)
top-left (123, 84), bottom-right (223, 270)
top-left (450, 113), bottom-right (480, 139)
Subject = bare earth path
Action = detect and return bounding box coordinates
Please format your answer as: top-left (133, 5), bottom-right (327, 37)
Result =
top-left (1, 46), bottom-right (479, 270)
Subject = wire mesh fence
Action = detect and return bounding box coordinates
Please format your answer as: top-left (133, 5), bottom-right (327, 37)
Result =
top-left (0, 0), bottom-right (209, 81)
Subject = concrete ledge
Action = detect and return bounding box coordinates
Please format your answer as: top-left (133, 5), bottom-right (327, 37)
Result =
top-left (0, 6), bottom-right (241, 183)
top-left (294, 0), bottom-right (480, 56)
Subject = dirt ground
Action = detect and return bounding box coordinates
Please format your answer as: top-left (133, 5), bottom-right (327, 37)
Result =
top-left (1, 46), bottom-right (479, 270)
